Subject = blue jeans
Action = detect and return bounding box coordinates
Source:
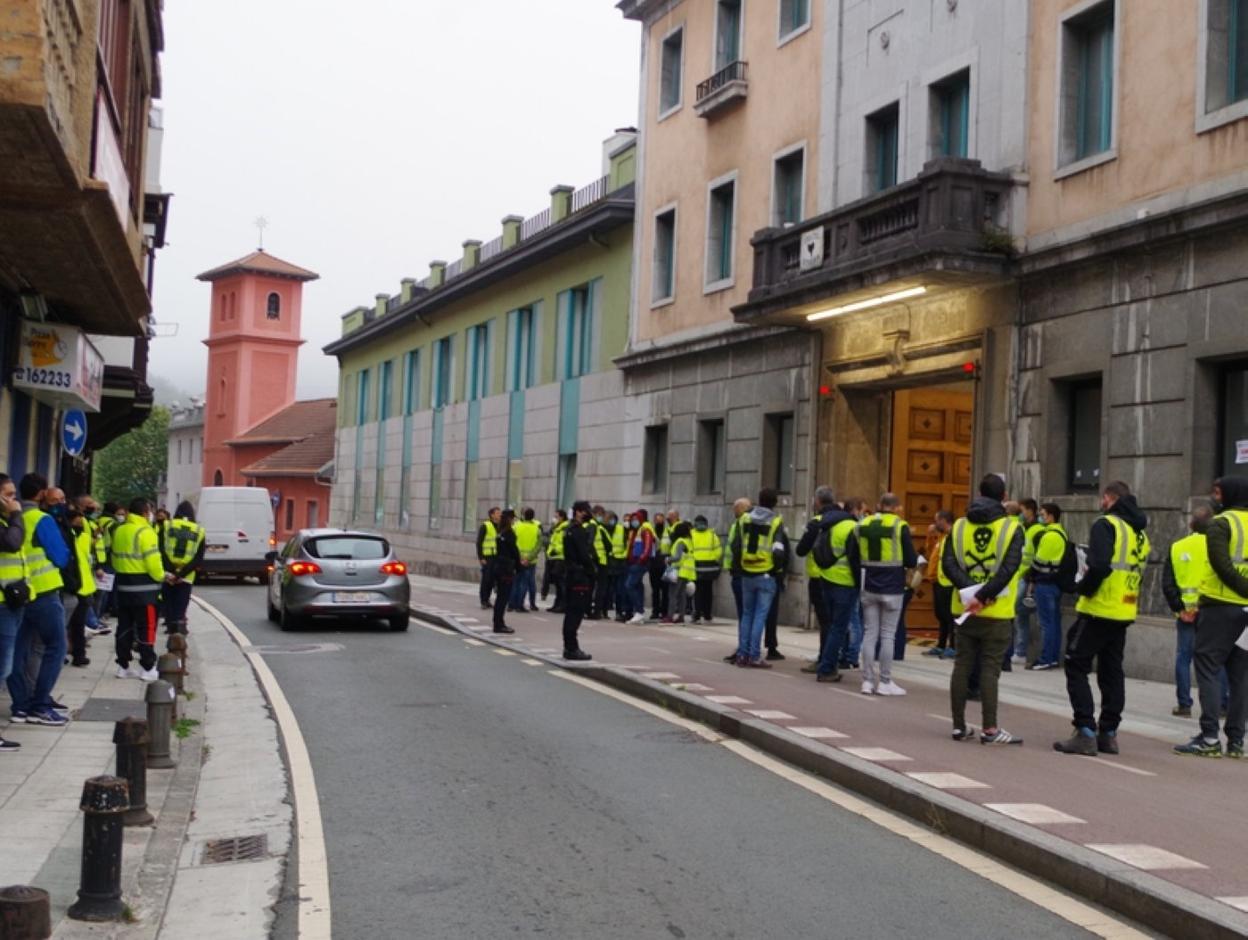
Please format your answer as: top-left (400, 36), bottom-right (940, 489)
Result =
top-left (1014, 591), bottom-right (1034, 658)
top-left (0, 604), bottom-right (22, 684)
top-left (509, 566), bottom-right (537, 609)
top-left (6, 592), bottom-right (65, 714)
top-left (840, 595), bottom-right (863, 665)
top-left (1175, 620), bottom-right (1229, 709)
top-left (1034, 581), bottom-right (1064, 666)
top-left (817, 583), bottom-right (857, 675)
top-left (737, 574), bottom-right (778, 661)
top-left (625, 565), bottom-right (647, 618)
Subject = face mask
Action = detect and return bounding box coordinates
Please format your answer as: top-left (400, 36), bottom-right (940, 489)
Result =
top-left (116, 514), bottom-right (126, 523)
top-left (631, 519), bottom-right (640, 529)
top-left (695, 523), bottom-right (707, 531)
top-left (147, 513), bottom-right (155, 524)
top-left (48, 504), bottom-right (66, 519)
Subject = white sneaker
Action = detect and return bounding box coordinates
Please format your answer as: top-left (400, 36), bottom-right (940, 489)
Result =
top-left (116, 665), bottom-right (140, 679)
top-left (138, 667), bottom-right (159, 682)
top-left (627, 614), bottom-right (645, 625)
top-left (1011, 655), bottom-right (1026, 665)
top-left (860, 680), bottom-right (876, 695)
top-left (877, 680), bottom-right (907, 696)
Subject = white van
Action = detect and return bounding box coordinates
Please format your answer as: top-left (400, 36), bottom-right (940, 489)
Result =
top-left (196, 486), bottom-right (276, 582)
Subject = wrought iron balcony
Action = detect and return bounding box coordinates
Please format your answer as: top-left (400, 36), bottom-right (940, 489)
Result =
top-left (695, 60), bottom-right (748, 118)
top-left (735, 158), bottom-right (1016, 322)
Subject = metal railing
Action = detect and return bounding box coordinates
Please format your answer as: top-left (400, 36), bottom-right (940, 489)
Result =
top-left (571, 175), bottom-right (608, 214)
top-left (520, 207), bottom-right (553, 241)
top-left (479, 235), bottom-right (505, 262)
top-left (697, 60), bottom-right (748, 104)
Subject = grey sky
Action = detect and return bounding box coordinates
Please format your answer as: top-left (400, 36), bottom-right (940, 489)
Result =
top-left (152, 0), bottom-right (641, 402)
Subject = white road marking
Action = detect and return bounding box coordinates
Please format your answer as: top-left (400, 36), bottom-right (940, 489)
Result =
top-left (746, 709), bottom-right (797, 720)
top-left (840, 747), bottom-right (912, 763)
top-left (194, 597), bottom-right (332, 940)
top-left (642, 671), bottom-right (682, 680)
top-left (986, 804), bottom-right (1086, 825)
top-left (907, 772), bottom-right (991, 789)
top-left (791, 727), bottom-right (849, 740)
top-left (550, 660), bottom-right (1148, 940)
top-left (705, 695), bottom-right (753, 705)
top-left (1072, 756), bottom-right (1157, 777)
top-left (521, 658), bottom-right (543, 666)
top-left (493, 649), bottom-right (516, 657)
top-left (457, 617), bottom-right (481, 624)
top-left (1217, 897), bottom-right (1248, 913)
top-left (462, 638), bottom-right (485, 647)
top-left (418, 621), bottom-right (456, 636)
top-left (1084, 844), bottom-right (1207, 870)
top-left (676, 683), bottom-right (714, 692)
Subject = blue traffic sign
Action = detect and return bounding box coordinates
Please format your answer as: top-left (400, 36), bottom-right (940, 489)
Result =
top-left (61, 409), bottom-right (87, 457)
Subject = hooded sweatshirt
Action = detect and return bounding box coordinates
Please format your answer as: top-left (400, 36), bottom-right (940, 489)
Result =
top-left (796, 507), bottom-right (861, 586)
top-left (1078, 494), bottom-right (1149, 600)
top-left (940, 496), bottom-right (1025, 605)
top-left (1205, 476), bottom-right (1248, 603)
top-left (730, 506), bottom-right (790, 577)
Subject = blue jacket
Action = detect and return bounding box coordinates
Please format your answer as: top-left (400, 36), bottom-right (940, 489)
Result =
top-left (32, 510), bottom-right (70, 569)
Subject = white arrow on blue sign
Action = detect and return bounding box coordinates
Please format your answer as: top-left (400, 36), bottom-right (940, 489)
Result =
top-left (61, 409), bottom-right (88, 457)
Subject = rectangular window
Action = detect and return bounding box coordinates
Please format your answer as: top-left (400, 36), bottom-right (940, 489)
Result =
top-left (465, 322), bottom-right (491, 401)
top-left (643, 425), bottom-right (669, 494)
top-left (866, 103), bottom-right (900, 192)
top-left (379, 359), bottom-right (394, 421)
top-left (403, 349), bottom-right (421, 414)
top-left (1059, 2), bottom-right (1115, 165)
top-left (706, 176), bottom-right (736, 287)
top-left (558, 284), bottom-right (597, 380)
top-left (779, 0), bottom-right (810, 39)
top-left (932, 69), bottom-right (970, 158)
top-left (1205, 0), bottom-right (1248, 114)
top-left (307, 500), bottom-right (319, 528)
top-left (652, 208), bottom-right (677, 304)
top-left (773, 148), bottom-right (804, 227)
top-left (557, 454), bottom-right (578, 509)
top-left (356, 369), bottom-right (372, 424)
top-left (507, 306), bottom-right (537, 392)
top-left (1067, 379), bottom-right (1103, 491)
top-left (284, 498), bottom-right (294, 532)
top-left (660, 28), bottom-right (684, 114)
top-left (698, 419), bottom-right (726, 494)
top-left (1219, 363), bottom-right (1248, 476)
top-left (715, 0), bottom-right (743, 69)
top-left (764, 412), bottom-right (796, 494)
top-left (432, 337), bottom-right (453, 408)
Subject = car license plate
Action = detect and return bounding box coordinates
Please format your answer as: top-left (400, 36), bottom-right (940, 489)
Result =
top-left (206, 544), bottom-right (228, 553)
top-left (333, 592), bottom-right (373, 604)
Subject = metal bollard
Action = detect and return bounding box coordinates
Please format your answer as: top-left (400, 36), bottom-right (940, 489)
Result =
top-left (66, 775), bottom-right (129, 922)
top-left (113, 718), bottom-right (154, 827)
top-left (0, 884), bottom-right (51, 939)
top-left (145, 680), bottom-right (177, 770)
top-left (157, 651), bottom-right (183, 697)
top-left (167, 633), bottom-right (188, 675)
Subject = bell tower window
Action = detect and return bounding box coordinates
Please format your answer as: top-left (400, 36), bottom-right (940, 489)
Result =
top-left (267, 292), bottom-right (281, 320)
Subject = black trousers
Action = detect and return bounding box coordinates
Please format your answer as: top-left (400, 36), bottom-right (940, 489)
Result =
top-left (808, 578), bottom-right (830, 658)
top-left (164, 580), bottom-right (193, 631)
top-left (67, 593), bottom-right (90, 663)
top-left (694, 579), bottom-right (715, 622)
top-left (649, 561), bottom-right (668, 617)
top-left (1195, 603), bottom-right (1248, 742)
top-left (934, 583), bottom-right (956, 649)
top-left (593, 571), bottom-right (615, 617)
top-left (563, 583), bottom-right (592, 653)
top-left (765, 576), bottom-right (783, 652)
top-left (479, 562), bottom-right (495, 606)
top-left (1063, 613), bottom-right (1129, 733)
top-left (542, 560), bottom-right (565, 609)
top-left (116, 600), bottom-right (158, 670)
top-left (492, 574), bottom-right (514, 630)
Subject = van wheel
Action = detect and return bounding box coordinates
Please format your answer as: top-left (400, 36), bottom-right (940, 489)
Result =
top-left (389, 613), bottom-right (410, 632)
top-left (279, 600), bottom-right (302, 632)
top-left (257, 570), bottom-right (270, 586)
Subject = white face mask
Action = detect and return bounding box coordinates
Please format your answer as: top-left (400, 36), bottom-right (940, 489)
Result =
top-left (147, 514), bottom-right (155, 524)
top-left (115, 514), bottom-right (126, 523)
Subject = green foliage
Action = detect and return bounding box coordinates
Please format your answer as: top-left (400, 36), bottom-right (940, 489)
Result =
top-left (173, 717), bottom-right (200, 740)
top-left (92, 405), bottom-right (170, 505)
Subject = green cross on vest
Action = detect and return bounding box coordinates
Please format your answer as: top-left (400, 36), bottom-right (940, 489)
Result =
top-left (858, 517), bottom-right (893, 562)
top-left (167, 526), bottom-right (198, 557)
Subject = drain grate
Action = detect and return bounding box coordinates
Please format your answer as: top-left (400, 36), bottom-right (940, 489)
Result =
top-left (200, 834), bottom-right (268, 864)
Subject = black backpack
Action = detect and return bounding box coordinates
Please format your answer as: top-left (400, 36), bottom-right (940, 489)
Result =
top-left (1034, 528), bottom-right (1079, 594)
top-left (812, 522), bottom-right (838, 571)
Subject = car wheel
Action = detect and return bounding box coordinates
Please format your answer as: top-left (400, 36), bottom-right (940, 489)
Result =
top-left (389, 612), bottom-right (410, 632)
top-left (279, 599), bottom-right (302, 632)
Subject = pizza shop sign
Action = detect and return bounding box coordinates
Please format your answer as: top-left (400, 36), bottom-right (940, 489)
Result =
top-left (11, 319), bottom-right (105, 412)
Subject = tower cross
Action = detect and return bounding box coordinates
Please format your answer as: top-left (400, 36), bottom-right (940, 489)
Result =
top-left (254, 216), bottom-right (268, 250)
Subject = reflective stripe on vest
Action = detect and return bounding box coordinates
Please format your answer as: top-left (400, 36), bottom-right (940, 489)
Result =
top-left (819, 518), bottom-right (858, 587)
top-left (857, 513), bottom-right (904, 568)
top-left (1171, 531), bottom-right (1209, 610)
top-left (1030, 524), bottom-right (1068, 576)
top-left (548, 522), bottom-right (567, 560)
top-left (610, 525), bottom-right (627, 560)
top-left (0, 517), bottom-right (25, 587)
top-left (1076, 515), bottom-right (1150, 621)
top-left (73, 527), bottom-right (97, 597)
top-left (163, 519), bottom-right (205, 584)
top-left (933, 533), bottom-right (952, 587)
top-left (1199, 509), bottom-right (1248, 605)
top-left (481, 520), bottom-right (498, 557)
top-left (1020, 522), bottom-right (1045, 574)
top-left (112, 521), bottom-right (162, 592)
top-left (690, 529), bottom-right (721, 570)
top-left (741, 517), bottom-right (783, 574)
top-left (22, 507), bottom-right (63, 596)
top-left (950, 515), bottom-right (1021, 619)
top-left (675, 537), bottom-right (696, 580)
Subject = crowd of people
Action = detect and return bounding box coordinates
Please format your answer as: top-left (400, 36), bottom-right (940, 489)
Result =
top-left (472, 473), bottom-right (1247, 758)
top-left (0, 472), bottom-right (206, 753)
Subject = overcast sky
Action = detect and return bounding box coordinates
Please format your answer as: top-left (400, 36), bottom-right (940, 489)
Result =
top-left (151, 1), bottom-right (641, 403)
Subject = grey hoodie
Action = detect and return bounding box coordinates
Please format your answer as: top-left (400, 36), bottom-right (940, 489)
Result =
top-left (730, 506), bottom-right (790, 576)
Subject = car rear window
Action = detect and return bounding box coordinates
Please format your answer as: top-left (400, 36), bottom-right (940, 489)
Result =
top-left (305, 537), bottom-right (389, 560)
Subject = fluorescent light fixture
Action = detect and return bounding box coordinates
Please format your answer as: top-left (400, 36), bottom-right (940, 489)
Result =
top-left (805, 286), bottom-right (927, 322)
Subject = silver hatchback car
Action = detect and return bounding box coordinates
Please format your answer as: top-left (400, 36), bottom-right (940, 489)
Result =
top-left (266, 529), bottom-right (411, 631)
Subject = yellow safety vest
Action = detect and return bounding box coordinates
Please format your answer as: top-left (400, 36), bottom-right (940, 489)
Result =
top-left (480, 520), bottom-right (498, 558)
top-left (1019, 521), bottom-right (1045, 577)
top-left (548, 521), bottom-right (567, 560)
top-left (932, 533), bottom-right (952, 588)
top-left (111, 518), bottom-right (165, 589)
top-left (22, 507), bottom-right (63, 597)
top-left (1199, 509), bottom-right (1248, 605)
top-left (89, 519), bottom-right (108, 565)
top-left (690, 528), bottom-right (722, 568)
top-left (514, 520), bottom-right (541, 556)
top-left (1030, 523), bottom-right (1068, 579)
top-left (1170, 532), bottom-right (1209, 611)
top-left (162, 518), bottom-right (206, 584)
top-left (610, 524), bottom-right (627, 561)
top-left (857, 513), bottom-right (907, 569)
top-left (659, 527), bottom-right (672, 555)
top-left (0, 515), bottom-right (27, 587)
top-left (1076, 515), bottom-right (1150, 621)
top-left (819, 518), bottom-right (859, 588)
top-left (724, 518), bottom-right (740, 570)
top-left (73, 527), bottom-right (97, 598)
top-left (740, 516), bottom-right (783, 575)
top-left (950, 515), bottom-right (1022, 619)
top-left (675, 536), bottom-right (696, 581)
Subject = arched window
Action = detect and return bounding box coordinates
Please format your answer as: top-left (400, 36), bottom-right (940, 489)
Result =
top-left (266, 292), bottom-right (281, 320)
top-left (213, 469), bottom-right (224, 486)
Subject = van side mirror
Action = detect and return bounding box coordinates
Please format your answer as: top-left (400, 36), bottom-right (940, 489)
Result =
top-left (265, 551), bottom-right (279, 564)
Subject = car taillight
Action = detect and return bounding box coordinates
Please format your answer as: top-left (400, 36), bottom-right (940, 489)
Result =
top-left (288, 561), bottom-right (321, 576)
top-left (380, 561), bottom-right (408, 576)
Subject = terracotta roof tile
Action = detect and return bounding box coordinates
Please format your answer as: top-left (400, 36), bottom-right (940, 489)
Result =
top-left (240, 431), bottom-right (336, 477)
top-left (196, 250), bottom-right (319, 283)
top-left (227, 398), bottom-right (337, 445)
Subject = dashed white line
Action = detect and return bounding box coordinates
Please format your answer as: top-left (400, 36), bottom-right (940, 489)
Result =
top-left (493, 649), bottom-right (516, 657)
top-left (1217, 897), bottom-right (1248, 913)
top-left (643, 671), bottom-right (682, 680)
top-left (746, 709), bottom-right (797, 720)
top-left (791, 726), bottom-right (850, 740)
top-left (705, 695), bottom-right (753, 705)
top-left (521, 658), bottom-right (543, 666)
top-left (462, 638), bottom-right (485, 647)
top-left (418, 621), bottom-right (456, 636)
top-left (906, 772), bottom-right (990, 790)
top-left (676, 683), bottom-right (714, 692)
top-left (1084, 844), bottom-right (1207, 871)
top-left (840, 747), bottom-right (912, 763)
top-left (1072, 756), bottom-right (1157, 777)
top-left (986, 803), bottom-right (1086, 825)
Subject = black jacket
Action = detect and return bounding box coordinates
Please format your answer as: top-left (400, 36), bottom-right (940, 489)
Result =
top-left (0, 509), bottom-right (23, 553)
top-left (1078, 495), bottom-right (1149, 599)
top-left (1160, 550), bottom-right (1185, 614)
top-left (563, 520), bottom-right (598, 587)
top-left (941, 497), bottom-right (1025, 605)
top-left (796, 508), bottom-right (861, 587)
top-left (1206, 476), bottom-right (1248, 604)
top-left (492, 529), bottom-right (520, 578)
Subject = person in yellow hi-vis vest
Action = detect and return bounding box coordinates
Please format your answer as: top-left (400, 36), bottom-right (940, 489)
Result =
top-left (1054, 481), bottom-right (1150, 757)
top-left (509, 508), bottom-right (542, 613)
top-left (161, 501), bottom-right (206, 636)
top-left (0, 473), bottom-right (27, 751)
top-left (541, 510), bottom-right (569, 613)
top-left (942, 474), bottom-right (1025, 745)
top-left (111, 497), bottom-right (172, 682)
top-left (476, 507), bottom-right (501, 610)
top-left (1174, 478), bottom-right (1248, 758)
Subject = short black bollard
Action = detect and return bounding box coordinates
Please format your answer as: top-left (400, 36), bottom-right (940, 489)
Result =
top-left (167, 633), bottom-right (188, 675)
top-left (113, 718), bottom-right (154, 827)
top-left (157, 651), bottom-right (183, 697)
top-left (66, 776), bottom-right (129, 922)
top-left (0, 884), bottom-right (51, 939)
top-left (145, 680), bottom-right (177, 770)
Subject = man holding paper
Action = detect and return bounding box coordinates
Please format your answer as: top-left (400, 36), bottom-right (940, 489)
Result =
top-left (942, 474), bottom-right (1025, 745)
top-left (1174, 476), bottom-right (1248, 759)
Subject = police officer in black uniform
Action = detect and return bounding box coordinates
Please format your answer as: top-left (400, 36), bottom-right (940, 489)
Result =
top-left (562, 501), bottom-right (598, 661)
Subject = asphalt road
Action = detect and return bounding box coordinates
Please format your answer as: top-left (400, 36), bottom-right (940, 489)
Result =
top-left (201, 584), bottom-right (1099, 939)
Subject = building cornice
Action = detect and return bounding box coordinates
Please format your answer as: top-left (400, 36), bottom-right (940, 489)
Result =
top-left (614, 322), bottom-right (802, 371)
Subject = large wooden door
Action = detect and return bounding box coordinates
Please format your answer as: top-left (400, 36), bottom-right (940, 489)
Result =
top-left (889, 388), bottom-right (974, 631)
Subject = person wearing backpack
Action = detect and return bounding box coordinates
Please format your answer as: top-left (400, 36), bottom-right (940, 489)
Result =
top-left (729, 489), bottom-right (789, 668)
top-left (1028, 502), bottom-right (1074, 671)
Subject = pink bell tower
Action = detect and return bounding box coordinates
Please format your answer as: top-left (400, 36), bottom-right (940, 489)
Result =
top-left (197, 250), bottom-right (319, 487)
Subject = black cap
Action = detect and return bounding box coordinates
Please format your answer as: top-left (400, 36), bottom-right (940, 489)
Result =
top-left (572, 500), bottom-right (592, 515)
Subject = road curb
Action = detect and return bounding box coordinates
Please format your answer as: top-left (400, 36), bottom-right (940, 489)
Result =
top-left (411, 605), bottom-right (1248, 940)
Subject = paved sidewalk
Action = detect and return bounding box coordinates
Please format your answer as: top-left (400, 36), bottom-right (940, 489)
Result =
top-left (0, 599), bottom-right (291, 938)
top-left (409, 572), bottom-right (1248, 933)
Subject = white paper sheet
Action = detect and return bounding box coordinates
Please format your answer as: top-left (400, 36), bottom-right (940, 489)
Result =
top-left (954, 582), bottom-right (1010, 625)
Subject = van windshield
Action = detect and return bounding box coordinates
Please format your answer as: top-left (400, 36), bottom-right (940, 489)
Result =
top-left (305, 537), bottom-right (389, 560)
